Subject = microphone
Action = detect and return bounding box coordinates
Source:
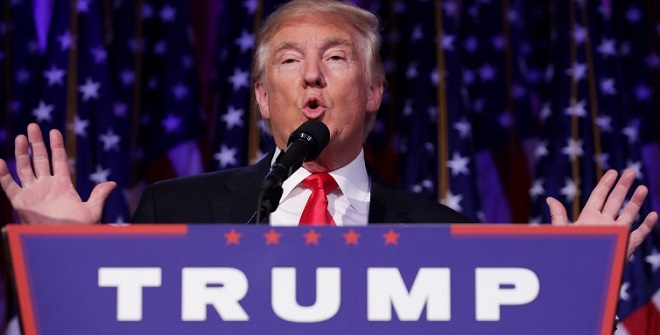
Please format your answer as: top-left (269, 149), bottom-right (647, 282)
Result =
top-left (261, 119), bottom-right (330, 191)
top-left (253, 120), bottom-right (330, 224)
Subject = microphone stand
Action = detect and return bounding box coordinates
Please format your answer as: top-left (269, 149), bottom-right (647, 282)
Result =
top-left (252, 185), bottom-right (283, 224)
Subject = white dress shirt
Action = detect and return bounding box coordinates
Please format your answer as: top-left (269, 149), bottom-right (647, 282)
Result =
top-left (270, 149), bottom-right (371, 226)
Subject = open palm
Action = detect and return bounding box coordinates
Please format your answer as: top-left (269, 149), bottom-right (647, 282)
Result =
top-left (0, 124), bottom-right (115, 225)
top-left (547, 169), bottom-right (658, 258)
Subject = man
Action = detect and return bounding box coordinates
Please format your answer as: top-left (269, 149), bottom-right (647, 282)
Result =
top-left (0, 0), bottom-right (656, 257)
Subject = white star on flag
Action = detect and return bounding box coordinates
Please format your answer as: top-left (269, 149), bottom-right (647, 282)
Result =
top-left (453, 119), bottom-right (471, 139)
top-left (534, 141), bottom-right (549, 158)
top-left (214, 145), bottom-right (238, 168)
top-left (622, 123), bottom-right (639, 143)
top-left (142, 4), bottom-right (154, 18)
top-left (162, 113), bottom-right (182, 133)
top-left (442, 191), bottom-right (463, 212)
top-left (235, 30), bottom-right (254, 53)
top-left (15, 69), bottom-right (30, 84)
top-left (154, 40), bottom-right (167, 54)
top-left (79, 78), bottom-right (101, 101)
top-left (620, 282), bottom-right (630, 301)
top-left (595, 153), bottom-right (610, 170)
top-left (243, 0), bottom-right (258, 15)
top-left (403, 100), bottom-right (413, 116)
top-left (491, 34), bottom-right (505, 50)
top-left (599, 78), bottom-right (616, 95)
top-left (32, 101), bottom-right (54, 123)
top-left (566, 62), bottom-right (587, 81)
top-left (442, 34), bottom-right (455, 51)
top-left (406, 63), bottom-right (418, 79)
top-left (77, 0), bottom-right (90, 13)
top-left (222, 106), bottom-right (244, 130)
top-left (228, 67), bottom-right (250, 91)
top-left (90, 46), bottom-right (107, 63)
top-left (626, 7), bottom-right (641, 23)
top-left (596, 116), bottom-right (612, 132)
top-left (463, 35), bottom-right (478, 53)
top-left (561, 138), bottom-right (584, 162)
top-left (529, 179), bottom-right (545, 199)
top-left (478, 63), bottom-right (496, 81)
top-left (597, 38), bottom-right (616, 57)
top-left (57, 30), bottom-right (75, 51)
top-left (560, 178), bottom-right (579, 202)
top-left (159, 5), bottom-right (176, 22)
top-left (447, 152), bottom-right (470, 176)
top-left (540, 103), bottom-right (552, 120)
top-left (69, 115), bottom-right (89, 137)
top-left (171, 83), bottom-right (188, 100)
top-left (564, 99), bottom-right (587, 117)
top-left (626, 160), bottom-right (643, 180)
top-left (99, 129), bottom-right (121, 151)
top-left (120, 70), bottom-right (134, 86)
top-left (411, 25), bottom-right (424, 41)
top-left (572, 25), bottom-right (588, 45)
top-left (44, 65), bottom-right (65, 86)
top-left (89, 165), bottom-right (111, 184)
top-left (646, 249), bottom-right (660, 271)
top-left (113, 103), bottom-right (128, 118)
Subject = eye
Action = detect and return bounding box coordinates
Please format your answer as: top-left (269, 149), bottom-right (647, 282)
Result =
top-left (328, 55), bottom-right (345, 61)
top-left (282, 58), bottom-right (296, 64)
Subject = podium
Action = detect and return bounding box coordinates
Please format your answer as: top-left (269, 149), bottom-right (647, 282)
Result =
top-left (6, 224), bottom-right (627, 335)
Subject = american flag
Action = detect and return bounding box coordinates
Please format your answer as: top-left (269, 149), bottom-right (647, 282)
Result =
top-left (1, 0), bottom-right (659, 333)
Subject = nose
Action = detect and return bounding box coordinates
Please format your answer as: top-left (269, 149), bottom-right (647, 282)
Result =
top-left (302, 59), bottom-right (326, 88)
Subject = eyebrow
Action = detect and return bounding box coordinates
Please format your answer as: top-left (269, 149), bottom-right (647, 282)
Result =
top-left (272, 38), bottom-right (355, 56)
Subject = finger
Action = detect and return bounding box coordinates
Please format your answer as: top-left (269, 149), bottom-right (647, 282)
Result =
top-left (582, 169), bottom-right (618, 214)
top-left (615, 185), bottom-right (648, 227)
top-left (87, 181), bottom-right (116, 222)
top-left (15, 134), bottom-right (35, 185)
top-left (626, 211), bottom-right (658, 259)
top-left (601, 169), bottom-right (636, 218)
top-left (26, 123), bottom-right (52, 178)
top-left (547, 197), bottom-right (569, 226)
top-left (0, 159), bottom-right (21, 199)
top-left (49, 129), bottom-right (70, 176)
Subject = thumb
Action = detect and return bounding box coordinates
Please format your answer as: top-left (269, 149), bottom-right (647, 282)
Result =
top-left (87, 181), bottom-right (116, 222)
top-left (547, 197), bottom-right (569, 226)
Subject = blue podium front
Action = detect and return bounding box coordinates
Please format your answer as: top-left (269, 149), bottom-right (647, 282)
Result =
top-left (7, 224), bottom-right (627, 335)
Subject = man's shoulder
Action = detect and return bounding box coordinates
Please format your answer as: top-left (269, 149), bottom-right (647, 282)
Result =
top-left (371, 182), bottom-right (476, 223)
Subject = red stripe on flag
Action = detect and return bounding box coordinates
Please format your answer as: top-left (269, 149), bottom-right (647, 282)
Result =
top-left (622, 297), bottom-right (660, 335)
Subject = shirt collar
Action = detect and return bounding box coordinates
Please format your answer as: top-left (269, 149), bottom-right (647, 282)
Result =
top-left (274, 148), bottom-right (370, 210)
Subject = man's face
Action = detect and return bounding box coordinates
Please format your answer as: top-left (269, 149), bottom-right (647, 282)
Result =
top-left (255, 13), bottom-right (383, 172)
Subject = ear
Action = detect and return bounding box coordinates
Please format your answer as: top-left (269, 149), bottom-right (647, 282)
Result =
top-left (366, 81), bottom-right (384, 112)
top-left (254, 82), bottom-right (269, 119)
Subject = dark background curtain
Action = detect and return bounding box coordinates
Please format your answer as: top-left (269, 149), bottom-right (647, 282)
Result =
top-left (1, 0), bottom-right (659, 333)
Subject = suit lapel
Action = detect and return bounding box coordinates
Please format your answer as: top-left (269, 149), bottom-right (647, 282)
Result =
top-left (209, 151), bottom-right (274, 224)
top-left (368, 183), bottom-right (413, 224)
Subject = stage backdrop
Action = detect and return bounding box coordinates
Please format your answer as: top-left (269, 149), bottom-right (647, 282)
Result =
top-left (0, 0), bottom-right (659, 334)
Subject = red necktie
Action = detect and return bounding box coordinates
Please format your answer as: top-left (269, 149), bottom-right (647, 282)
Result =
top-left (299, 173), bottom-right (338, 225)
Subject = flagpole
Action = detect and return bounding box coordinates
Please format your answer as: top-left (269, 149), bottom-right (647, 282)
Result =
top-left (568, 0), bottom-right (581, 220)
top-left (247, 0), bottom-right (264, 164)
top-left (130, 0), bottom-right (144, 186)
top-left (580, 2), bottom-right (604, 181)
top-left (434, 0), bottom-right (449, 204)
top-left (65, 0), bottom-right (79, 185)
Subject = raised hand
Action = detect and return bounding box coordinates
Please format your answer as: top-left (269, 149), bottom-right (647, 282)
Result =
top-left (547, 169), bottom-right (658, 258)
top-left (0, 123), bottom-right (116, 224)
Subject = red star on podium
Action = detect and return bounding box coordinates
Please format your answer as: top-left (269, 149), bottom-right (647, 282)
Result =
top-left (304, 229), bottom-right (321, 245)
top-left (382, 229), bottom-right (400, 246)
top-left (224, 229), bottom-right (241, 245)
top-left (264, 229), bottom-right (282, 245)
top-left (343, 229), bottom-right (360, 245)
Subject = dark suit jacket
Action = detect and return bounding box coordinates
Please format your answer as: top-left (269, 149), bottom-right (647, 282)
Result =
top-left (132, 153), bottom-right (473, 224)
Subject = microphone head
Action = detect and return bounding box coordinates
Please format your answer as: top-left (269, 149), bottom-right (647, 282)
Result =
top-left (287, 119), bottom-right (330, 161)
